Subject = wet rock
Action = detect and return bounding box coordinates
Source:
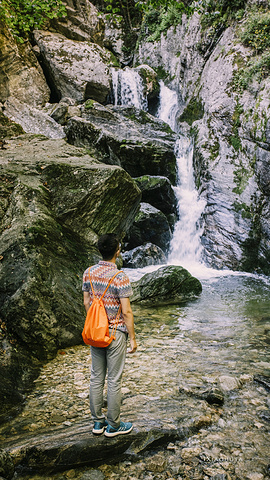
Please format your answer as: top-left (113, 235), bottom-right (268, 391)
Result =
top-left (79, 470), bottom-right (105, 480)
top-left (122, 243), bottom-right (166, 268)
top-left (125, 203), bottom-right (172, 253)
top-left (202, 388), bottom-right (224, 406)
top-left (0, 449), bottom-right (14, 480)
top-left (34, 30), bottom-right (114, 104)
top-left (65, 103), bottom-right (177, 183)
top-left (134, 65), bottom-right (160, 101)
top-left (134, 175), bottom-right (178, 217)
top-left (130, 265), bottom-right (202, 305)
top-left (147, 453), bottom-right (167, 472)
top-left (218, 376), bottom-right (242, 392)
top-left (254, 374), bottom-right (270, 391)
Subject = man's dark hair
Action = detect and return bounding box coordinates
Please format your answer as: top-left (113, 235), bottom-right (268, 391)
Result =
top-left (98, 233), bottom-right (120, 261)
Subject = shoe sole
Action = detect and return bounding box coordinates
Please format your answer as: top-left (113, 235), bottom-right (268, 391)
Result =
top-left (92, 426), bottom-right (106, 435)
top-left (104, 425), bottom-right (133, 438)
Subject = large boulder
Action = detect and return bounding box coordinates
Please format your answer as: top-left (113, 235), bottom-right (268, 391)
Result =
top-left (130, 265), bottom-right (202, 305)
top-left (134, 175), bottom-right (178, 217)
top-left (4, 97), bottom-right (65, 139)
top-left (0, 23), bottom-right (50, 107)
top-left (0, 134), bottom-right (141, 416)
top-left (33, 30), bottom-right (115, 104)
top-left (51, 0), bottom-right (105, 44)
top-left (65, 103), bottom-right (177, 183)
top-left (125, 203), bottom-right (172, 253)
top-left (122, 243), bottom-right (166, 268)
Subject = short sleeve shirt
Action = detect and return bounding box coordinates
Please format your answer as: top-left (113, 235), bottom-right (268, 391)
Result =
top-left (82, 261), bottom-right (133, 333)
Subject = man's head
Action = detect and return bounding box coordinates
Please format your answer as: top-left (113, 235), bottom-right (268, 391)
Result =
top-left (98, 233), bottom-right (120, 261)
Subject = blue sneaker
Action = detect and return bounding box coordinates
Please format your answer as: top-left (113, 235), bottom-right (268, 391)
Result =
top-left (92, 419), bottom-right (108, 435)
top-left (104, 421), bottom-right (133, 437)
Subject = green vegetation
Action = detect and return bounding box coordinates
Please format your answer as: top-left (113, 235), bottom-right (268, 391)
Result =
top-left (228, 99), bottom-right (243, 152)
top-left (178, 98), bottom-right (204, 126)
top-left (233, 51), bottom-right (270, 92)
top-left (198, 0), bottom-right (246, 29)
top-left (140, 1), bottom-right (193, 42)
top-left (240, 10), bottom-right (270, 54)
top-left (0, 0), bottom-right (66, 41)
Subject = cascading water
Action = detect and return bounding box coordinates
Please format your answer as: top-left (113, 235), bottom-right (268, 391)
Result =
top-left (157, 81), bottom-right (206, 271)
top-left (112, 74), bottom-right (207, 273)
top-left (111, 67), bottom-right (147, 110)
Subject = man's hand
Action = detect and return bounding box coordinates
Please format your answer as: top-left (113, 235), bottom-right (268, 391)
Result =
top-left (128, 338), bottom-right (137, 354)
top-left (120, 297), bottom-right (137, 354)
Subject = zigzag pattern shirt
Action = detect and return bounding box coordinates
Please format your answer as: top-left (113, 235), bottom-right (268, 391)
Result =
top-left (82, 261), bottom-right (133, 333)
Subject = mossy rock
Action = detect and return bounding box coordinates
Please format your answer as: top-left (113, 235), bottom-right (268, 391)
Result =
top-left (131, 265), bottom-right (202, 305)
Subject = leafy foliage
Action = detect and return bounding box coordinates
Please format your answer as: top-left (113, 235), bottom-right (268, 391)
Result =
top-left (0, 0), bottom-right (67, 41)
top-left (140, 1), bottom-right (193, 42)
top-left (197, 0), bottom-right (246, 29)
top-left (240, 10), bottom-right (270, 53)
top-left (233, 51), bottom-right (270, 91)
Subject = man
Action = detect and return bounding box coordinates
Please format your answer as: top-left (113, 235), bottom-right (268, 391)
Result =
top-left (82, 233), bottom-right (137, 437)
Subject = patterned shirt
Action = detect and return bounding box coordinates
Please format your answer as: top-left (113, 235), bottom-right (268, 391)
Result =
top-left (82, 261), bottom-right (133, 333)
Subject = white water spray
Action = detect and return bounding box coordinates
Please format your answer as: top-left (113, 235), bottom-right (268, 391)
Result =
top-left (167, 138), bottom-right (206, 269)
top-left (111, 67), bottom-right (147, 110)
top-left (157, 82), bottom-right (206, 272)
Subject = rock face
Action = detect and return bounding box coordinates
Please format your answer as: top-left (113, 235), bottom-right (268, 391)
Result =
top-left (0, 24), bottom-right (50, 107)
top-left (134, 175), bottom-right (178, 218)
top-left (122, 243), bottom-right (166, 268)
top-left (34, 30), bottom-right (114, 103)
top-left (65, 103), bottom-right (177, 183)
top-left (0, 135), bottom-right (141, 416)
top-left (131, 265), bottom-right (202, 305)
top-left (4, 97), bottom-right (65, 139)
top-left (135, 10), bottom-right (270, 274)
top-left (125, 203), bottom-right (172, 253)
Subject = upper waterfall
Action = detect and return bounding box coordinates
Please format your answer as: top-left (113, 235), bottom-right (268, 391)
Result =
top-left (111, 67), bottom-right (147, 111)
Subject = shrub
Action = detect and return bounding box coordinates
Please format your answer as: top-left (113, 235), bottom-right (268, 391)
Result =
top-left (0, 0), bottom-right (67, 42)
top-left (240, 11), bottom-right (270, 53)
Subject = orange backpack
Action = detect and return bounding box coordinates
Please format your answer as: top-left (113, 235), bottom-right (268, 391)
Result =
top-left (82, 268), bottom-right (122, 347)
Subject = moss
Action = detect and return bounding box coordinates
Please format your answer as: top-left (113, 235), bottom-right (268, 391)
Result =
top-left (228, 99), bottom-right (243, 152)
top-left (0, 112), bottom-right (24, 138)
top-left (178, 98), bottom-right (204, 126)
top-left (85, 99), bottom-right (95, 110)
top-left (233, 201), bottom-right (252, 219)
top-left (209, 140), bottom-right (220, 161)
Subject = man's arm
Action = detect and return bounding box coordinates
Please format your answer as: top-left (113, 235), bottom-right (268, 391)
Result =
top-left (120, 297), bottom-right (137, 354)
top-left (83, 291), bottom-right (91, 313)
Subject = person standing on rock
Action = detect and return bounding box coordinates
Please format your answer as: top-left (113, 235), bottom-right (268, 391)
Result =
top-left (82, 233), bottom-right (137, 437)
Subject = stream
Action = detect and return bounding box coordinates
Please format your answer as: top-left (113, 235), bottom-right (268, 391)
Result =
top-left (1, 70), bottom-right (269, 480)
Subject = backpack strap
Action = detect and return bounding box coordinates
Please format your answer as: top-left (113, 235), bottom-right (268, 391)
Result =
top-left (88, 268), bottom-right (122, 299)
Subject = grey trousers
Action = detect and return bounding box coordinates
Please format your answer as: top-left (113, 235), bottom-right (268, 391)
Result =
top-left (90, 329), bottom-right (128, 429)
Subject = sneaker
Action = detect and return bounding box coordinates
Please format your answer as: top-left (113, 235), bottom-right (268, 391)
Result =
top-left (92, 420), bottom-right (108, 435)
top-left (104, 421), bottom-right (133, 438)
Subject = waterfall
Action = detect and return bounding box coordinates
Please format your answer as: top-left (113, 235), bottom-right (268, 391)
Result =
top-left (111, 67), bottom-right (147, 111)
top-left (157, 82), bottom-right (206, 269)
top-left (112, 72), bottom-right (206, 271)
top-left (157, 81), bottom-right (179, 131)
top-left (167, 138), bottom-right (206, 268)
